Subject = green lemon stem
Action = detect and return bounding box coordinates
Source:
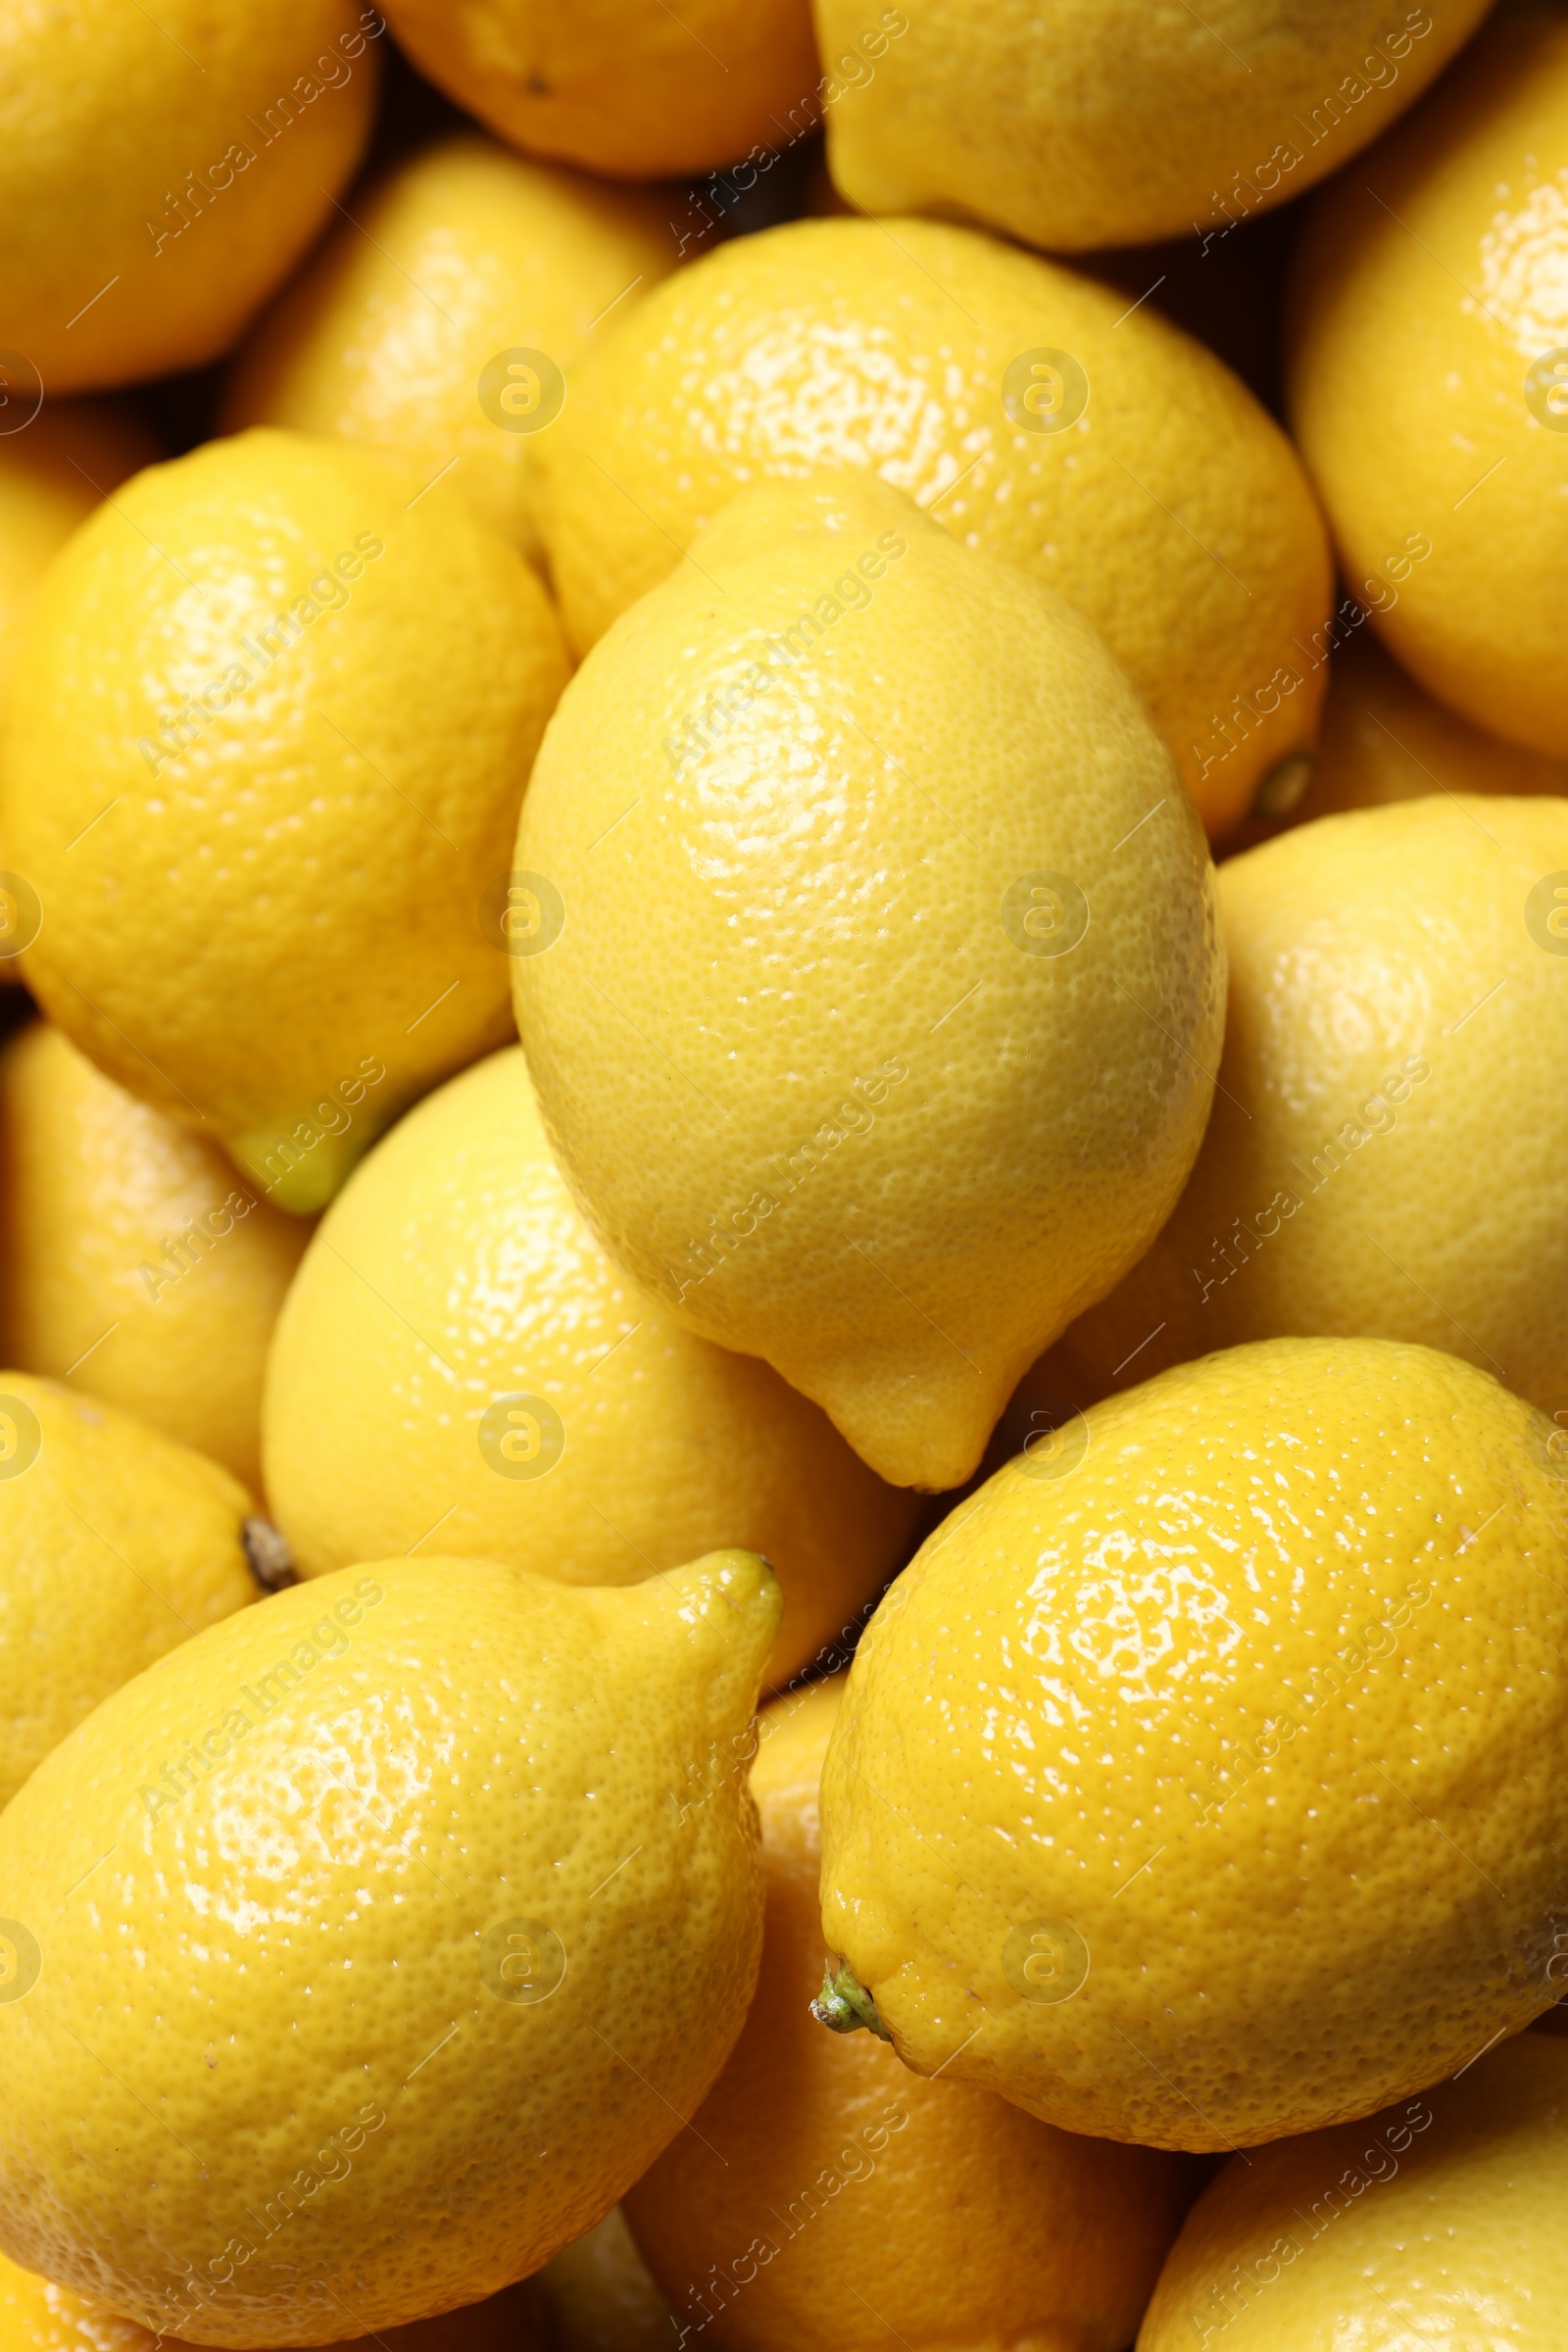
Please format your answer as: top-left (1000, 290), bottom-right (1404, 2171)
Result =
top-left (811, 1960), bottom-right (893, 2040)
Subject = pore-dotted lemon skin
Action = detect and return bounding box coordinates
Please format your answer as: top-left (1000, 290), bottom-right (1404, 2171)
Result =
top-left (534, 215), bottom-right (1332, 835)
top-left (0, 427), bottom-right (569, 1211)
top-left (0, 1373), bottom-right (255, 1810)
top-left (514, 474), bottom-right (1223, 1491)
top-left (0, 1550), bottom-right (778, 2346)
top-left (1288, 12), bottom-right (1568, 755)
top-left (819, 1338), bottom-right (1568, 2152)
top-left (263, 1045), bottom-right (920, 1689)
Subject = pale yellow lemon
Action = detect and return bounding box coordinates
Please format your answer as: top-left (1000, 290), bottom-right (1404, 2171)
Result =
top-left (1289, 12), bottom-right (1568, 754)
top-left (0, 428), bottom-right (569, 1211)
top-left (626, 1678), bottom-right (1200, 2352)
top-left (0, 401), bottom-right (160, 713)
top-left (534, 214), bottom-right (1332, 834)
top-left (535, 2213), bottom-right (672, 2352)
top-left (0, 1374), bottom-right (255, 1810)
top-left (819, 1338), bottom-right (1568, 2151)
top-left (0, 1023), bottom-right (309, 1492)
top-left (1056, 796), bottom-right (1568, 1417)
top-left (221, 134), bottom-right (678, 565)
top-left (0, 0), bottom-right (379, 393)
top-left (513, 475), bottom-right (1222, 1491)
top-left (0, 1550), bottom-right (778, 2344)
top-left (1139, 2037), bottom-right (1568, 2349)
top-left (0, 2245), bottom-right (547, 2352)
top-left (375, 0), bottom-right (819, 179)
top-left (264, 1046), bottom-right (919, 1690)
top-left (813, 0), bottom-right (1491, 252)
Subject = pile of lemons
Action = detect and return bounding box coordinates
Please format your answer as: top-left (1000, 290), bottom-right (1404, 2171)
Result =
top-left (0, 2), bottom-right (1566, 2347)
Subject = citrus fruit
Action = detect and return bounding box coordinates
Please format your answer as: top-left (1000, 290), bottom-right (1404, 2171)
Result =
top-left (0, 1373), bottom-right (255, 1810)
top-left (818, 1337), bottom-right (1568, 2150)
top-left (533, 213), bottom-right (1333, 834)
top-left (513, 474), bottom-right (1222, 1490)
top-left (1139, 2035), bottom-right (1568, 2348)
top-left (813, 0), bottom-right (1492, 251)
top-left (0, 0), bottom-right (380, 393)
top-left (625, 1677), bottom-right (1200, 2352)
top-left (0, 1023), bottom-right (309, 1492)
top-left (0, 1549), bottom-right (778, 2342)
top-left (1288, 10), bottom-right (1568, 754)
top-left (263, 1046), bottom-right (919, 1690)
top-left (221, 134), bottom-right (677, 565)
top-left (374, 0), bottom-right (819, 179)
top-left (0, 400), bottom-right (159, 712)
top-left (0, 427), bottom-right (569, 1211)
top-left (535, 2212), bottom-right (672, 2352)
top-left (1056, 796), bottom-right (1568, 1417)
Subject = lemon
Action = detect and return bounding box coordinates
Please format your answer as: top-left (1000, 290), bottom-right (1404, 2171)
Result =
top-left (626, 1676), bottom-right (1200, 2352)
top-left (0, 2244), bottom-right (547, 2352)
top-left (0, 427), bottom-right (569, 1212)
top-left (0, 1549), bottom-right (778, 2342)
top-left (0, 0), bottom-right (379, 394)
top-left (1288, 10), bottom-right (1568, 755)
top-left (535, 2213), bottom-right (672, 2352)
top-left (0, 1374), bottom-right (255, 1811)
top-left (221, 134), bottom-right (677, 566)
top-left (513, 475), bottom-right (1222, 1491)
top-left (1056, 796), bottom-right (1568, 1419)
top-left (0, 401), bottom-right (159, 714)
top-left (818, 1337), bottom-right (1568, 2151)
top-left (0, 1023), bottom-right (309, 1492)
top-left (1139, 2035), bottom-right (1568, 2347)
top-left (375, 0), bottom-right (819, 179)
top-left (264, 1046), bottom-right (918, 1690)
top-left (534, 214), bottom-right (1332, 835)
top-left (813, 0), bottom-right (1492, 252)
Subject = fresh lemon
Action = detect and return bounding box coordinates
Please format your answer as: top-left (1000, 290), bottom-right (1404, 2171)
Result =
top-left (534, 214), bottom-right (1332, 835)
top-left (0, 1550), bottom-right (778, 2342)
top-left (1288, 10), bottom-right (1568, 754)
top-left (513, 475), bottom-right (1222, 1490)
top-left (626, 1677), bottom-right (1200, 2352)
top-left (813, 0), bottom-right (1492, 251)
top-left (221, 134), bottom-right (677, 565)
top-left (0, 1374), bottom-right (256, 1811)
top-left (264, 1046), bottom-right (919, 1690)
top-left (0, 0), bottom-right (379, 393)
top-left (0, 1023), bottom-right (309, 1492)
top-left (375, 0), bottom-right (819, 179)
top-left (0, 2244), bottom-right (547, 2352)
top-left (1139, 2035), bottom-right (1568, 2348)
top-left (0, 401), bottom-right (159, 713)
top-left (818, 1337), bottom-right (1568, 2150)
top-left (535, 2213), bottom-right (672, 2352)
top-left (0, 427), bottom-right (569, 1212)
top-left (1056, 796), bottom-right (1568, 1417)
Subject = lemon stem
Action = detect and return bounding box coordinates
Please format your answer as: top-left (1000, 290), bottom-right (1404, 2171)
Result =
top-left (242, 1516), bottom-right (296, 1592)
top-left (811, 1960), bottom-right (892, 2039)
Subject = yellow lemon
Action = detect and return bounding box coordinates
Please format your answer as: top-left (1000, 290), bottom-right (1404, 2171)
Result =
top-left (625, 1677), bottom-right (1200, 2352)
top-left (0, 1), bottom-right (380, 394)
top-left (0, 1549), bottom-right (778, 2343)
top-left (264, 1046), bottom-right (919, 1690)
top-left (0, 1374), bottom-right (255, 1811)
top-left (536, 2214), bottom-right (672, 2352)
top-left (1288, 10), bottom-right (1568, 755)
top-left (1055, 796), bottom-right (1568, 1418)
top-left (1138, 2036), bottom-right (1568, 2348)
top-left (0, 1023), bottom-right (309, 1493)
top-left (813, 0), bottom-right (1491, 252)
top-left (0, 401), bottom-right (159, 713)
top-left (818, 1337), bottom-right (1568, 2151)
top-left (513, 475), bottom-right (1222, 1491)
top-left (221, 134), bottom-right (678, 565)
top-left (0, 2244), bottom-right (546, 2352)
top-left (534, 214), bottom-right (1332, 835)
top-left (374, 0), bottom-right (819, 179)
top-left (0, 427), bottom-right (569, 1212)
